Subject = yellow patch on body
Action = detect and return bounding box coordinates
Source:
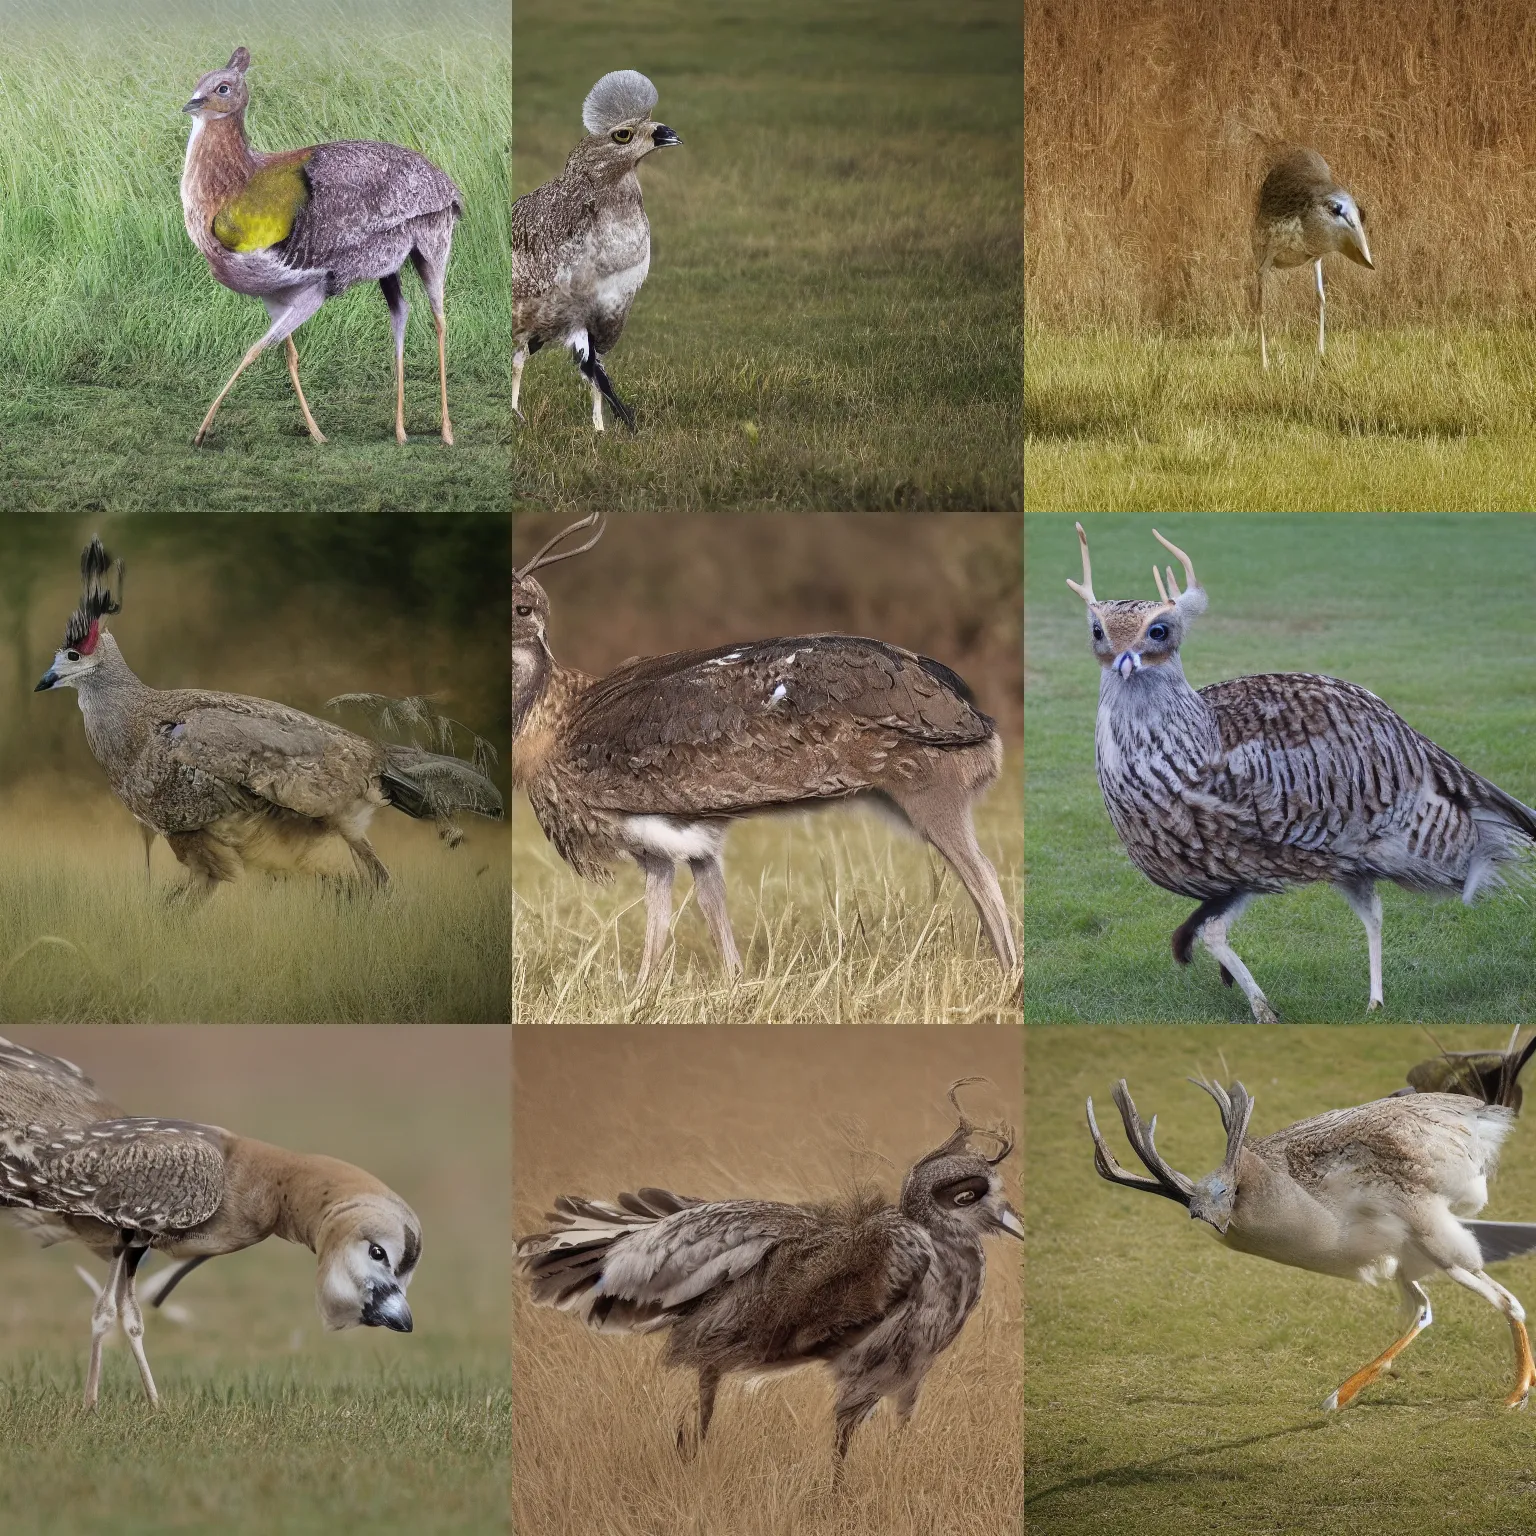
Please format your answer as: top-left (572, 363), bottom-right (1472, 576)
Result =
top-left (212, 157), bottom-right (312, 252)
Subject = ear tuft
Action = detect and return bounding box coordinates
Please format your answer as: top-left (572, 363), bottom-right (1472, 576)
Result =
top-left (228, 46), bottom-right (250, 73)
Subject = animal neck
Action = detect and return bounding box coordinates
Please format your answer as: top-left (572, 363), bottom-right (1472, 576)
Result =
top-left (1095, 654), bottom-right (1220, 768)
top-left (223, 1137), bottom-right (391, 1254)
top-left (75, 635), bottom-right (148, 717)
top-left (513, 651), bottom-right (592, 787)
top-left (181, 110), bottom-right (258, 241)
top-left (565, 143), bottom-right (644, 198)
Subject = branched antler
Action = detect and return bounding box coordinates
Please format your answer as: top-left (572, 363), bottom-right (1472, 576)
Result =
top-left (515, 514), bottom-right (605, 580)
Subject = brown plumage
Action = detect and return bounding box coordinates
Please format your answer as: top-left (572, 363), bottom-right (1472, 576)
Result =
top-left (517, 1081), bottom-right (1021, 1458)
top-left (514, 517), bottom-right (1017, 985)
top-left (0, 1036), bottom-right (420, 1409)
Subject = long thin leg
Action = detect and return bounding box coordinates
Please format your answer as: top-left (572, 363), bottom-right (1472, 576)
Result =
top-left (1338, 882), bottom-right (1383, 1010)
top-left (689, 853), bottom-right (743, 978)
top-left (512, 344), bottom-right (527, 421)
top-left (139, 823), bottom-right (155, 888)
top-left (380, 271), bottom-right (410, 444)
top-left (1315, 257), bottom-right (1326, 357)
top-left (1323, 1278), bottom-right (1430, 1410)
top-left (1199, 898), bottom-right (1278, 1022)
top-left (1258, 267), bottom-right (1269, 371)
top-left (635, 852), bottom-right (675, 987)
top-left (195, 284), bottom-right (326, 446)
top-left (284, 337), bottom-right (327, 443)
top-left (117, 1247), bottom-right (158, 1408)
top-left (675, 1365), bottom-right (719, 1459)
top-left (1444, 1265), bottom-right (1536, 1408)
top-left (588, 374), bottom-right (606, 432)
top-left (84, 1248), bottom-right (128, 1410)
top-left (833, 1390), bottom-right (880, 1459)
top-left (431, 307), bottom-right (454, 446)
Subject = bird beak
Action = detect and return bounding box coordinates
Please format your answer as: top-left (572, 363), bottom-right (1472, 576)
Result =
top-left (1112, 650), bottom-right (1142, 681)
top-left (996, 1203), bottom-right (1024, 1240)
top-left (34, 670), bottom-right (58, 692)
top-left (1190, 1207), bottom-right (1231, 1236)
top-left (651, 124), bottom-right (682, 148)
top-left (362, 1288), bottom-right (413, 1333)
top-left (182, 96), bottom-right (206, 114)
top-left (1345, 224), bottom-right (1374, 270)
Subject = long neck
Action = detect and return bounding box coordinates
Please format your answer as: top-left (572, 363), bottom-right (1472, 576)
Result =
top-left (219, 1137), bottom-right (389, 1253)
top-left (75, 637), bottom-right (152, 762)
top-left (513, 648), bottom-right (593, 788)
top-left (181, 110), bottom-right (257, 243)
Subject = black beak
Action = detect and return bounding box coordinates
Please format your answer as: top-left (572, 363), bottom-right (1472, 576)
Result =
top-left (652, 124), bottom-right (682, 148)
top-left (34, 671), bottom-right (57, 692)
top-left (361, 1292), bottom-right (413, 1332)
top-left (182, 96), bottom-right (206, 114)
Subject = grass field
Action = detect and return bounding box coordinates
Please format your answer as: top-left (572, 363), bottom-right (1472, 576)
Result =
top-left (1027, 1025), bottom-right (1536, 1536)
top-left (0, 0), bottom-right (509, 512)
top-left (0, 1026), bottom-right (509, 1536)
top-left (513, 1026), bottom-right (1022, 1536)
top-left (0, 798), bottom-right (508, 1022)
top-left (1024, 513), bottom-right (1536, 1024)
top-left (512, 757), bottom-right (1020, 1025)
top-left (512, 0), bottom-right (1022, 511)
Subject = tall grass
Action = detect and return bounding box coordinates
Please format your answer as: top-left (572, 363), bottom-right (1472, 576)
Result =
top-left (1028, 0), bottom-right (1536, 332)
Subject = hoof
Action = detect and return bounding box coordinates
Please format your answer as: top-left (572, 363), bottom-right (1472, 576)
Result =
top-left (1250, 999), bottom-right (1280, 1024)
top-left (1320, 1390), bottom-right (1340, 1412)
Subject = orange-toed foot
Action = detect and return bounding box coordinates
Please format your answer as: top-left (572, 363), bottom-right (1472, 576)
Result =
top-left (1507, 1320), bottom-right (1536, 1408)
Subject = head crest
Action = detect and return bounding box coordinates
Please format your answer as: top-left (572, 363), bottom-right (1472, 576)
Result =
top-left (582, 70), bottom-right (659, 134)
top-left (514, 514), bottom-right (605, 581)
top-left (919, 1077), bottom-right (1015, 1167)
top-left (65, 537), bottom-right (123, 655)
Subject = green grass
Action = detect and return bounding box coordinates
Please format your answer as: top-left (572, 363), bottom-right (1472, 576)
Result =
top-left (1025, 328), bottom-right (1536, 511)
top-left (1024, 513), bottom-right (1536, 1023)
top-left (0, 809), bottom-right (509, 1022)
top-left (1028, 1025), bottom-right (1536, 1536)
top-left (0, 0), bottom-right (509, 511)
top-left (513, 758), bottom-right (1021, 1025)
top-left (512, 0), bottom-right (1021, 511)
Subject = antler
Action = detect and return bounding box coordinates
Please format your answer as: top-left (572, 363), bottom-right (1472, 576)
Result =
top-left (1065, 522), bottom-right (1096, 604)
top-left (943, 1077), bottom-right (1015, 1164)
top-left (1151, 528), bottom-right (1199, 602)
top-left (514, 514), bottom-right (605, 581)
top-left (1086, 1080), bottom-right (1194, 1206)
top-left (1189, 1077), bottom-right (1254, 1172)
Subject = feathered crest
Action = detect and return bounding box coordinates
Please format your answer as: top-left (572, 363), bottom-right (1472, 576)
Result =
top-left (65, 537), bottom-right (123, 655)
top-left (917, 1078), bottom-right (1015, 1167)
top-left (582, 70), bottom-right (658, 135)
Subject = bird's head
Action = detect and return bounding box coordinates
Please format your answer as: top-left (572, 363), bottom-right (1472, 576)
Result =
top-left (513, 515), bottom-right (604, 656)
top-left (314, 1189), bottom-right (421, 1334)
top-left (1067, 523), bottom-right (1207, 684)
top-left (183, 48), bottom-right (251, 122)
top-left (1187, 1169), bottom-right (1239, 1234)
top-left (35, 536), bottom-right (123, 695)
top-left (575, 70), bottom-right (682, 181)
top-left (1318, 189), bottom-right (1373, 270)
top-left (901, 1080), bottom-right (1023, 1241)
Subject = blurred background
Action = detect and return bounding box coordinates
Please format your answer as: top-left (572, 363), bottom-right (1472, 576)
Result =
top-left (513, 1025), bottom-right (1022, 1536)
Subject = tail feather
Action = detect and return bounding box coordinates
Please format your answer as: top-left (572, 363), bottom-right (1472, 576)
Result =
top-left (1465, 1220), bottom-right (1536, 1265)
top-left (381, 745), bottom-right (504, 834)
top-left (575, 347), bottom-right (636, 432)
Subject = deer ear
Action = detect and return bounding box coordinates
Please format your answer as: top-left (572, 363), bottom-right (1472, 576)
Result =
top-left (228, 46), bottom-right (250, 73)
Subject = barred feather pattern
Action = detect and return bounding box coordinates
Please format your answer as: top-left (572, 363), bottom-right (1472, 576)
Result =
top-left (1096, 665), bottom-right (1536, 903)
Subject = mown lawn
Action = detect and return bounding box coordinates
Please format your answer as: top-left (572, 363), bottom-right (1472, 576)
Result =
top-left (1024, 513), bottom-right (1536, 1023)
top-left (512, 0), bottom-right (1022, 511)
top-left (1028, 1025), bottom-right (1536, 1536)
top-left (1026, 329), bottom-right (1536, 512)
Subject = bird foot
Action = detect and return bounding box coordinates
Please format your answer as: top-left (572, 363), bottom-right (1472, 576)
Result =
top-left (395, 426), bottom-right (408, 446)
top-left (1249, 997), bottom-right (1280, 1024)
top-left (1507, 1385), bottom-right (1531, 1410)
top-left (441, 423), bottom-right (455, 447)
top-left (1366, 997), bottom-right (1383, 1013)
top-left (306, 426), bottom-right (328, 444)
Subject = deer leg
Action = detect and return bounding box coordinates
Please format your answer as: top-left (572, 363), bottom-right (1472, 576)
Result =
top-left (1198, 897), bottom-right (1277, 1022)
top-left (1258, 267), bottom-right (1269, 371)
top-left (892, 794), bottom-right (1015, 969)
top-left (512, 344), bottom-right (527, 421)
top-left (1324, 1279), bottom-right (1430, 1410)
top-left (1443, 1266), bottom-right (1536, 1408)
top-left (346, 836), bottom-right (391, 889)
top-left (196, 283), bottom-right (326, 446)
top-left (587, 372), bottom-right (606, 432)
top-left (689, 853), bottom-right (742, 978)
top-left (1315, 258), bottom-right (1326, 357)
top-left (117, 1246), bottom-right (159, 1408)
top-left (380, 271), bottom-right (410, 444)
top-left (83, 1247), bottom-right (128, 1410)
top-left (283, 336), bottom-right (327, 443)
top-left (1338, 881), bottom-right (1384, 1010)
top-left (833, 1388), bottom-right (880, 1460)
top-left (635, 852), bottom-right (675, 987)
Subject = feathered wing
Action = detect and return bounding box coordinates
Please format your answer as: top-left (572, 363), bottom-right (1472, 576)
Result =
top-left (557, 636), bottom-right (995, 818)
top-left (513, 176), bottom-right (598, 317)
top-left (0, 1038), bottom-right (120, 1127)
top-left (1201, 673), bottom-right (1536, 892)
top-left (380, 744), bottom-right (504, 822)
top-left (1464, 1221), bottom-right (1536, 1265)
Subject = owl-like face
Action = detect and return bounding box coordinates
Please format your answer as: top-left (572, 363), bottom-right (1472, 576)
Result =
top-left (1085, 599), bottom-right (1186, 682)
top-left (1311, 191), bottom-right (1373, 269)
top-left (512, 575), bottom-right (550, 650)
top-left (575, 118), bottom-right (683, 183)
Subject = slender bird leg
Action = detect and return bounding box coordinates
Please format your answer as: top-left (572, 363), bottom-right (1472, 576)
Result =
top-left (511, 345), bottom-right (527, 421)
top-left (1257, 267), bottom-right (1269, 371)
top-left (1338, 882), bottom-right (1384, 1010)
top-left (431, 307), bottom-right (453, 446)
top-left (1198, 899), bottom-right (1277, 1022)
top-left (117, 1247), bottom-right (159, 1408)
top-left (635, 852), bottom-right (675, 987)
top-left (689, 853), bottom-right (743, 979)
top-left (833, 1390), bottom-right (880, 1461)
top-left (284, 337), bottom-right (327, 443)
top-left (1444, 1266), bottom-right (1536, 1408)
top-left (1323, 1280), bottom-right (1431, 1410)
top-left (589, 374), bottom-right (606, 433)
top-left (893, 1380), bottom-right (922, 1425)
top-left (697, 1365), bottom-right (720, 1443)
top-left (380, 272), bottom-right (410, 444)
top-left (1315, 258), bottom-right (1326, 358)
top-left (195, 284), bottom-right (326, 445)
top-left (83, 1247), bottom-right (129, 1410)
top-left (139, 823), bottom-right (155, 887)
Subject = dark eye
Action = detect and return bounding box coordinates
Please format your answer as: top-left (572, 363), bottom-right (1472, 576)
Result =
top-left (1091, 624), bottom-right (1104, 642)
top-left (953, 1189), bottom-right (979, 1206)
top-left (611, 128), bottom-right (633, 144)
top-left (515, 605), bottom-right (533, 617)
top-left (368, 1243), bottom-right (387, 1263)
top-left (66, 650), bottom-right (80, 662)
top-left (1147, 624), bottom-right (1168, 642)
top-left (216, 83), bottom-right (230, 95)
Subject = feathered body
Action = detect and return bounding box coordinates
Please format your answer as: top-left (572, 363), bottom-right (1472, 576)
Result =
top-left (180, 48), bottom-right (461, 444)
top-left (38, 539), bottom-right (502, 894)
top-left (512, 71), bottom-right (682, 431)
top-left (0, 1036), bottom-right (420, 1408)
top-left (518, 1090), bottom-right (1021, 1455)
top-left (1070, 525), bottom-right (1536, 1019)
top-left (513, 518), bottom-right (1017, 982)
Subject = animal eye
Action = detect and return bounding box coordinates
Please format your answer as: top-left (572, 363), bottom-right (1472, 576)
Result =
top-left (953, 1189), bottom-right (979, 1205)
top-left (217, 83), bottom-right (230, 95)
top-left (1147, 623), bottom-right (1168, 642)
top-left (368, 1243), bottom-right (387, 1263)
top-left (515, 605), bottom-right (533, 617)
top-left (1091, 624), bottom-right (1104, 641)
top-left (611, 128), bottom-right (633, 144)
top-left (66, 650), bottom-right (80, 662)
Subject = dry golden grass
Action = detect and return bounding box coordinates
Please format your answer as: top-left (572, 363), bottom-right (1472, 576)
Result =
top-left (511, 758), bottom-right (1021, 1025)
top-left (512, 1026), bottom-right (1022, 1536)
top-left (1028, 0), bottom-right (1536, 331)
